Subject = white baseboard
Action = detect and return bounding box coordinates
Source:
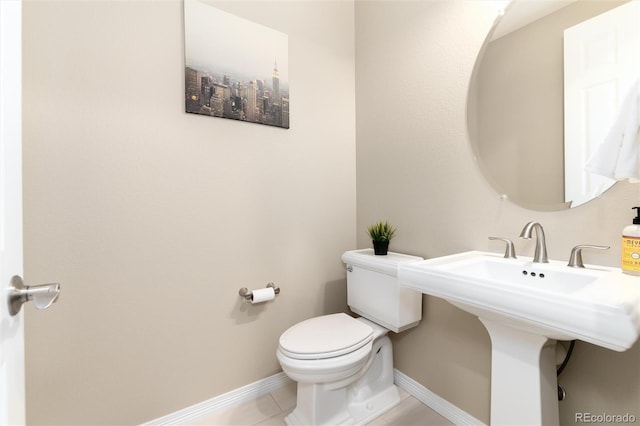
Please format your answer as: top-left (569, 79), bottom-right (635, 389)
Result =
top-left (394, 369), bottom-right (487, 426)
top-left (143, 372), bottom-right (293, 426)
top-left (143, 369), bottom-right (485, 426)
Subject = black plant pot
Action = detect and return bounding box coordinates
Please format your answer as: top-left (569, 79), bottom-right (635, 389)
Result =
top-left (372, 240), bottom-right (389, 255)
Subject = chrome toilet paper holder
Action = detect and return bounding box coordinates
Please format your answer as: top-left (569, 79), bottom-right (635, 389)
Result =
top-left (238, 282), bottom-right (280, 301)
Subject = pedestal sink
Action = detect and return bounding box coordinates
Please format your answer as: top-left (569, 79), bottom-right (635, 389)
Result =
top-left (398, 251), bottom-right (640, 426)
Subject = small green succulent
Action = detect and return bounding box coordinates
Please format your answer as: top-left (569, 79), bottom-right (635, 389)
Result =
top-left (367, 220), bottom-right (396, 242)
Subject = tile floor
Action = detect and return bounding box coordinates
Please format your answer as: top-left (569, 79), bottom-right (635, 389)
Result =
top-left (193, 382), bottom-right (454, 426)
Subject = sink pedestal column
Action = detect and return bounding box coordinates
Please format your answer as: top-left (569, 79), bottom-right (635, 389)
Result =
top-left (480, 318), bottom-right (559, 426)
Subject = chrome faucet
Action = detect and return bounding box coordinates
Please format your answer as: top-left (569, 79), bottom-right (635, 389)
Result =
top-left (519, 222), bottom-right (549, 263)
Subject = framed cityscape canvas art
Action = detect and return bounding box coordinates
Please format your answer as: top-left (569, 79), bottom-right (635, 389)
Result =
top-left (184, 0), bottom-right (290, 129)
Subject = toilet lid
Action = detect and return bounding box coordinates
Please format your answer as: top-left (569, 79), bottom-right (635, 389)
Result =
top-left (279, 313), bottom-right (374, 360)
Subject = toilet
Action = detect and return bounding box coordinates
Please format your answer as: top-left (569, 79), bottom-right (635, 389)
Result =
top-left (277, 249), bottom-right (423, 425)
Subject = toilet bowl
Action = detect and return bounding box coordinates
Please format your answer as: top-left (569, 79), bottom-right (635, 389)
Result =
top-left (277, 313), bottom-right (374, 385)
top-left (277, 249), bottom-right (424, 425)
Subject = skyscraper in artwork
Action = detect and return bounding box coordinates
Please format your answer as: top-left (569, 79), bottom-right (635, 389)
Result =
top-left (272, 59), bottom-right (280, 102)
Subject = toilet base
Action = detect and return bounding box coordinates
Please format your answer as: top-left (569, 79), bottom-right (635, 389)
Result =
top-left (285, 335), bottom-right (400, 426)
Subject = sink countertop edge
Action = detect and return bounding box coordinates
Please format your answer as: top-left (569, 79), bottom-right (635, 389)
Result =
top-left (397, 251), bottom-right (640, 352)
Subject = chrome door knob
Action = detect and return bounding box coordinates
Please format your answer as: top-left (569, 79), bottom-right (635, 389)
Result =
top-left (8, 275), bottom-right (60, 316)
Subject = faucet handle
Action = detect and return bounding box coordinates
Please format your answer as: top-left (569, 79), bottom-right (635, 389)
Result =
top-left (567, 245), bottom-right (610, 268)
top-left (489, 237), bottom-right (517, 259)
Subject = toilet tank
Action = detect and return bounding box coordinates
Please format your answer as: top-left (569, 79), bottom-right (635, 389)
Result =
top-left (342, 249), bottom-right (423, 333)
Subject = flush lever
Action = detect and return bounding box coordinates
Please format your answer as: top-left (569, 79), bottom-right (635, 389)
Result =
top-left (8, 275), bottom-right (61, 316)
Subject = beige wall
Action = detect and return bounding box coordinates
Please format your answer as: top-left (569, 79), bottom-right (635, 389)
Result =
top-left (356, 1), bottom-right (639, 425)
top-left (22, 1), bottom-right (355, 424)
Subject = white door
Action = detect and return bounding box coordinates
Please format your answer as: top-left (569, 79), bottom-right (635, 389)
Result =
top-left (1, 0), bottom-right (26, 424)
top-left (564, 1), bottom-right (640, 207)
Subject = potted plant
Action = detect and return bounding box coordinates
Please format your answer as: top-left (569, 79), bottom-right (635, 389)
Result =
top-left (367, 220), bottom-right (396, 255)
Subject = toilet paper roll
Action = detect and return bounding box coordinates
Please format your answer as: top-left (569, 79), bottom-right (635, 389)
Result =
top-left (251, 287), bottom-right (275, 304)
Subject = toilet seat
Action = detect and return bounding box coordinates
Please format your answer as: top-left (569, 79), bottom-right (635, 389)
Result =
top-left (279, 313), bottom-right (374, 360)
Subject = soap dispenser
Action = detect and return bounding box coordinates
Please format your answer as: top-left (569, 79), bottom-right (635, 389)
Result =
top-left (622, 207), bottom-right (640, 275)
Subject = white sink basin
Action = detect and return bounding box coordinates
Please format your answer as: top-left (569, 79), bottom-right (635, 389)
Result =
top-left (399, 250), bottom-right (640, 425)
top-left (437, 254), bottom-right (595, 293)
top-left (399, 251), bottom-right (640, 351)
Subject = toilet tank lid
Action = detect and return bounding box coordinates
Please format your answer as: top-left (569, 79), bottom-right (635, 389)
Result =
top-left (279, 313), bottom-right (373, 359)
top-left (342, 249), bottom-right (423, 276)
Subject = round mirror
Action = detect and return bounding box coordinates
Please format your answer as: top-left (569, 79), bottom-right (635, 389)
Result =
top-left (468, 0), bottom-right (636, 211)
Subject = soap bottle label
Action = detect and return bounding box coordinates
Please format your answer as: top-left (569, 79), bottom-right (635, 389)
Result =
top-left (622, 236), bottom-right (640, 272)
